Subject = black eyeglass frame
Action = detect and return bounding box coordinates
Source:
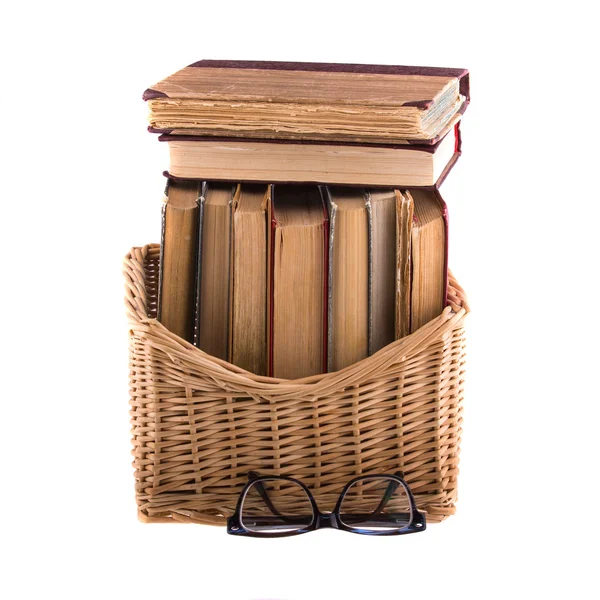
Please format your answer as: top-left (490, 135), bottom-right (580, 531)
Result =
top-left (227, 471), bottom-right (426, 537)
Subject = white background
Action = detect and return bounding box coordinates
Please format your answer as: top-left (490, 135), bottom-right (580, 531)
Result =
top-left (2, 1), bottom-right (599, 598)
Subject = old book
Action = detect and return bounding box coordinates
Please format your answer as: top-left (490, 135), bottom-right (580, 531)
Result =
top-left (395, 190), bottom-right (414, 339)
top-left (325, 187), bottom-right (369, 372)
top-left (196, 182), bottom-right (234, 358)
top-left (160, 120), bottom-right (462, 187)
top-left (144, 60), bottom-right (469, 144)
top-left (228, 184), bottom-right (269, 375)
top-left (268, 185), bottom-right (329, 379)
top-left (368, 189), bottom-right (398, 353)
top-left (157, 179), bottom-right (200, 342)
top-left (407, 188), bottom-right (448, 332)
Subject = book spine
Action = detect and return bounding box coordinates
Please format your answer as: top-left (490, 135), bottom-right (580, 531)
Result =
top-left (365, 191), bottom-right (373, 356)
top-left (321, 193), bottom-right (330, 373)
top-left (395, 190), bottom-right (413, 340)
top-left (323, 187), bottom-right (336, 373)
top-left (454, 120), bottom-right (462, 154)
top-left (194, 182), bottom-right (208, 347)
top-left (225, 185), bottom-right (235, 362)
top-left (321, 192), bottom-right (330, 375)
top-left (434, 121), bottom-right (463, 188)
top-left (267, 185), bottom-right (276, 377)
top-left (433, 189), bottom-right (450, 309)
top-left (157, 186), bottom-right (168, 323)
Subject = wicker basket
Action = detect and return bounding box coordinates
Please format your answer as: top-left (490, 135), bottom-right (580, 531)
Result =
top-left (124, 243), bottom-right (469, 525)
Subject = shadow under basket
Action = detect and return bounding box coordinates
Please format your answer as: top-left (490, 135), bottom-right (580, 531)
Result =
top-left (124, 244), bottom-right (470, 525)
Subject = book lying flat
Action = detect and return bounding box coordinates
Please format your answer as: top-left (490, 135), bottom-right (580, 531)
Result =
top-left (407, 188), bottom-right (448, 332)
top-left (160, 120), bottom-right (461, 187)
top-left (325, 187), bottom-right (369, 372)
top-left (196, 182), bottom-right (234, 358)
top-left (158, 180), bottom-right (200, 342)
top-left (268, 185), bottom-right (329, 379)
top-left (229, 184), bottom-right (269, 375)
top-left (144, 60), bottom-right (469, 144)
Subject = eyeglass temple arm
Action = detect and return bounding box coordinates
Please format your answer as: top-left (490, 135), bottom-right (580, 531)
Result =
top-left (367, 480), bottom-right (401, 518)
top-left (247, 471), bottom-right (286, 519)
top-left (366, 472), bottom-right (407, 518)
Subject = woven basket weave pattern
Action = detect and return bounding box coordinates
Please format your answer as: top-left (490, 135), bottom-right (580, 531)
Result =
top-left (124, 244), bottom-right (469, 525)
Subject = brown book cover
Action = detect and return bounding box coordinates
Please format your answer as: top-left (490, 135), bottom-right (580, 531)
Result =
top-left (325, 187), bottom-right (370, 372)
top-left (157, 179), bottom-right (200, 343)
top-left (395, 190), bottom-right (414, 340)
top-left (267, 185), bottom-right (329, 378)
top-left (228, 184), bottom-right (269, 375)
top-left (144, 60), bottom-right (469, 145)
top-left (407, 188), bottom-right (449, 332)
top-left (367, 189), bottom-right (404, 352)
top-left (195, 182), bottom-right (235, 358)
top-left (429, 188), bottom-right (449, 309)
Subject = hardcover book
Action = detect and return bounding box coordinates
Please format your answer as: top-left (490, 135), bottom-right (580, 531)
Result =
top-left (160, 120), bottom-right (462, 187)
top-left (325, 187), bottom-right (369, 372)
top-left (395, 190), bottom-right (414, 340)
top-left (196, 182), bottom-right (234, 358)
top-left (267, 185), bottom-right (329, 378)
top-left (228, 184), bottom-right (269, 375)
top-left (157, 180), bottom-right (200, 343)
top-left (144, 60), bottom-right (469, 145)
top-left (407, 188), bottom-right (449, 332)
top-left (368, 189), bottom-right (404, 352)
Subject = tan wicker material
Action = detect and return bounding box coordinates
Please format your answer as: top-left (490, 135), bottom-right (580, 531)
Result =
top-left (124, 244), bottom-right (469, 525)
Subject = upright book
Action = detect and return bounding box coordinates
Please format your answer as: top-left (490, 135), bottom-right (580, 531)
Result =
top-left (157, 180), bottom-right (200, 343)
top-left (267, 185), bottom-right (329, 379)
top-left (407, 188), bottom-right (449, 332)
top-left (368, 189), bottom-right (406, 352)
top-left (144, 60), bottom-right (469, 144)
top-left (325, 187), bottom-right (369, 372)
top-left (196, 182), bottom-right (234, 359)
top-left (395, 190), bottom-right (414, 340)
top-left (228, 184), bottom-right (269, 375)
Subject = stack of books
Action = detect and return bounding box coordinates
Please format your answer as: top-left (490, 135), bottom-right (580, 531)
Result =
top-left (145, 60), bottom-right (469, 380)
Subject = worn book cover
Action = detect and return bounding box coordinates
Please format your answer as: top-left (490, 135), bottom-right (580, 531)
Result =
top-left (144, 60), bottom-right (469, 145)
top-left (407, 188), bottom-right (449, 332)
top-left (158, 179), bottom-right (200, 343)
top-left (228, 184), bottom-right (269, 375)
top-left (195, 182), bottom-right (235, 358)
top-left (267, 185), bottom-right (329, 378)
top-left (325, 187), bottom-right (369, 372)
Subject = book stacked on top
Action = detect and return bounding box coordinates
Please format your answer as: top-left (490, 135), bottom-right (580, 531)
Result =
top-left (146, 60), bottom-right (469, 380)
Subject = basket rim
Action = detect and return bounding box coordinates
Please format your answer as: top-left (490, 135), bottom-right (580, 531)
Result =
top-left (124, 243), bottom-right (469, 400)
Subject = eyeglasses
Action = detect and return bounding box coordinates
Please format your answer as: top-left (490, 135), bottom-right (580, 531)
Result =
top-left (227, 471), bottom-right (426, 537)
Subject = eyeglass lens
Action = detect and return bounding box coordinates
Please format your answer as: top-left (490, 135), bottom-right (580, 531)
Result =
top-left (339, 476), bottom-right (413, 532)
top-left (240, 478), bottom-right (315, 533)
